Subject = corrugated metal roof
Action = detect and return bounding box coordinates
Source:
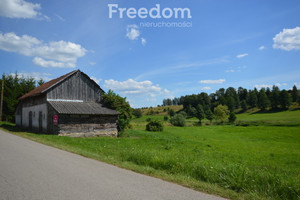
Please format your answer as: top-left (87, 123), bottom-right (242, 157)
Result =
top-left (48, 101), bottom-right (119, 115)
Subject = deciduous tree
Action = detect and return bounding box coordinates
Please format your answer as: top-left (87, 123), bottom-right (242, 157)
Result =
top-left (195, 104), bottom-right (205, 124)
top-left (214, 104), bottom-right (229, 123)
top-left (102, 90), bottom-right (132, 131)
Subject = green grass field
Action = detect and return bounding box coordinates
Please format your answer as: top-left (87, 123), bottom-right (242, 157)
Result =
top-left (1, 109), bottom-right (299, 200)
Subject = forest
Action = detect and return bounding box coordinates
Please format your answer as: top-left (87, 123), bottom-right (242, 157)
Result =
top-left (0, 73), bottom-right (44, 121)
top-left (161, 85), bottom-right (299, 117)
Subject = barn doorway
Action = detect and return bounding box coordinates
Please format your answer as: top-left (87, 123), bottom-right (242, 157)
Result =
top-left (29, 111), bottom-right (32, 129)
top-left (39, 111), bottom-right (43, 132)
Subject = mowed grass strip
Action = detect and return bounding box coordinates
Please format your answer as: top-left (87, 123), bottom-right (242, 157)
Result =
top-left (1, 110), bottom-right (300, 200)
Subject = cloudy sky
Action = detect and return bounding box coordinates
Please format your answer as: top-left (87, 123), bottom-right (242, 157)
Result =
top-left (0, 0), bottom-right (299, 107)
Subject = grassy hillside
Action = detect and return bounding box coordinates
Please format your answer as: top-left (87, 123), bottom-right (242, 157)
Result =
top-left (1, 109), bottom-right (299, 200)
top-left (141, 105), bottom-right (183, 115)
top-left (236, 109), bottom-right (300, 125)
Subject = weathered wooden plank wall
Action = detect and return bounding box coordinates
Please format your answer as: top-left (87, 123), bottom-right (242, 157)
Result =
top-left (46, 72), bottom-right (101, 102)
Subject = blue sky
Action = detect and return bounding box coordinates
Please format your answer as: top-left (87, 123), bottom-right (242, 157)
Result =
top-left (0, 0), bottom-right (299, 108)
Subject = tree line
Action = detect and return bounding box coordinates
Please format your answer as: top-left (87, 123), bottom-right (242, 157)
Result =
top-left (0, 73), bottom-right (45, 121)
top-left (162, 85), bottom-right (299, 117)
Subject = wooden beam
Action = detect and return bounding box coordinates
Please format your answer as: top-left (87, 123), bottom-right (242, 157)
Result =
top-left (0, 78), bottom-right (4, 121)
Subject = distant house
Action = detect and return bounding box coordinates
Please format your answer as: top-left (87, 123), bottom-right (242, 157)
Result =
top-left (15, 70), bottom-right (119, 137)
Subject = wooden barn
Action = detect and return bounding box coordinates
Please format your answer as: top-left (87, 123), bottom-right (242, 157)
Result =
top-left (15, 70), bottom-right (119, 137)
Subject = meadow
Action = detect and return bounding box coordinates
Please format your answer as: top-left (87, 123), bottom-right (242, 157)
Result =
top-left (1, 109), bottom-right (299, 200)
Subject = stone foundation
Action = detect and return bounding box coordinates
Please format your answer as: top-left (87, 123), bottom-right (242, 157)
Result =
top-left (58, 128), bottom-right (118, 137)
top-left (57, 123), bottom-right (118, 137)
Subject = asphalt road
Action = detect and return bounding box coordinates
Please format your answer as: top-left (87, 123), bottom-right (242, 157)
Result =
top-left (0, 130), bottom-right (226, 200)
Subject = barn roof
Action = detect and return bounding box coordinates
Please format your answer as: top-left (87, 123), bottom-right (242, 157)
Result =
top-left (18, 70), bottom-right (104, 100)
top-left (48, 101), bottom-right (119, 115)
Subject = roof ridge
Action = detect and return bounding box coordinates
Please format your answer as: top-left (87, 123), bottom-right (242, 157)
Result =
top-left (41, 70), bottom-right (79, 93)
top-left (18, 70), bottom-right (79, 100)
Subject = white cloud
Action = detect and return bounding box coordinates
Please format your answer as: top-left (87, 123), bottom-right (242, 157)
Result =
top-left (141, 38), bottom-right (146, 46)
top-left (254, 84), bottom-right (273, 89)
top-left (54, 14), bottom-right (65, 21)
top-left (259, 46), bottom-right (265, 50)
top-left (34, 40), bottom-right (86, 63)
top-left (199, 79), bottom-right (226, 84)
top-left (89, 62), bottom-right (96, 66)
top-left (273, 27), bottom-right (300, 51)
top-left (236, 53), bottom-right (248, 58)
top-left (225, 69), bottom-right (235, 73)
top-left (0, 32), bottom-right (40, 55)
top-left (126, 24), bottom-right (140, 40)
top-left (104, 79), bottom-right (172, 108)
top-left (33, 57), bottom-right (75, 68)
top-left (0, 32), bottom-right (86, 68)
top-left (146, 97), bottom-right (157, 102)
top-left (238, 66), bottom-right (247, 69)
top-left (0, 0), bottom-right (44, 19)
top-left (163, 89), bottom-right (170, 94)
top-left (91, 77), bottom-right (102, 84)
top-left (202, 87), bottom-right (211, 90)
top-left (275, 83), bottom-right (287, 87)
top-left (104, 79), bottom-right (162, 95)
top-left (10, 72), bottom-right (52, 81)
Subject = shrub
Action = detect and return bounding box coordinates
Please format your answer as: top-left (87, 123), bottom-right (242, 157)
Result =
top-left (146, 120), bottom-right (163, 132)
top-left (170, 114), bottom-right (186, 127)
top-left (163, 116), bottom-right (169, 121)
top-left (102, 90), bottom-right (132, 131)
top-left (147, 109), bottom-right (154, 115)
top-left (168, 109), bottom-right (175, 117)
top-left (228, 112), bottom-right (237, 123)
top-left (178, 111), bottom-right (187, 118)
top-left (133, 109), bottom-right (142, 118)
top-left (146, 117), bottom-right (152, 122)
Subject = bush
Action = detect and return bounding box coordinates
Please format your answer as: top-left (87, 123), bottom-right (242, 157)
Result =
top-left (228, 112), bottom-right (237, 123)
top-left (168, 109), bottom-right (175, 117)
top-left (170, 114), bottom-right (186, 127)
top-left (147, 109), bottom-right (154, 115)
top-left (102, 90), bottom-right (132, 131)
top-left (163, 116), bottom-right (169, 121)
top-left (146, 117), bottom-right (152, 122)
top-left (178, 111), bottom-right (187, 118)
top-left (133, 109), bottom-right (142, 118)
top-left (146, 120), bottom-right (163, 132)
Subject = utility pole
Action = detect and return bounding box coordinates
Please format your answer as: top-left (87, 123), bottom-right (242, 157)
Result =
top-left (0, 77), bottom-right (4, 122)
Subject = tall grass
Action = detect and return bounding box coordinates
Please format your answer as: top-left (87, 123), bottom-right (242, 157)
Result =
top-left (1, 110), bottom-right (300, 200)
top-left (119, 126), bottom-right (300, 200)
